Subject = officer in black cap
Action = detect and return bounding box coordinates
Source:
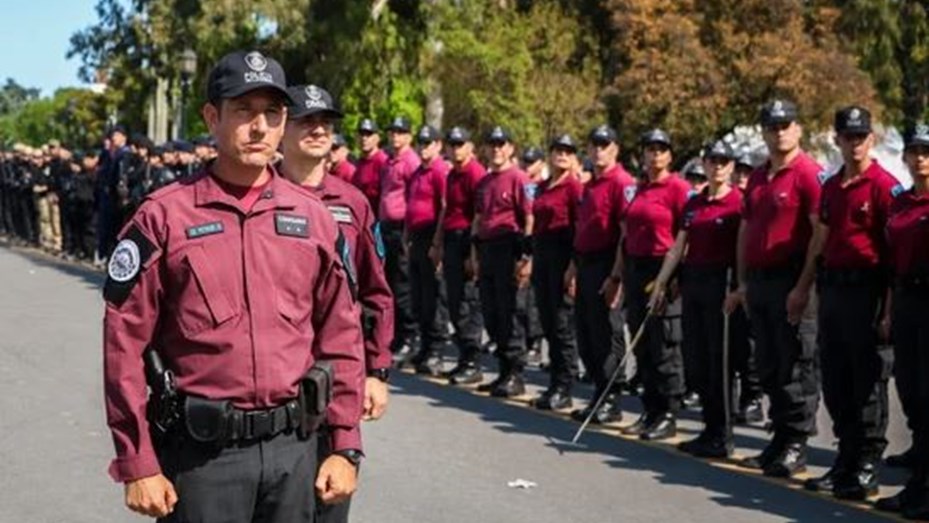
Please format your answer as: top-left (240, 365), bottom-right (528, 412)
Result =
top-left (354, 118), bottom-right (387, 211)
top-left (521, 146), bottom-right (545, 175)
top-left (684, 158), bottom-right (708, 193)
top-left (517, 144), bottom-right (546, 365)
top-left (733, 151), bottom-right (754, 191)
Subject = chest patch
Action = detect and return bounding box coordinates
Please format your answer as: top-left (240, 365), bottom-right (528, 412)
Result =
top-left (275, 213), bottom-right (309, 238)
top-left (186, 221), bottom-right (224, 239)
top-left (327, 205), bottom-right (354, 224)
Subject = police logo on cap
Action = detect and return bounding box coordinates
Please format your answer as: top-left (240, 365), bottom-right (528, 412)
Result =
top-left (304, 85), bottom-right (328, 110)
top-left (849, 108), bottom-right (861, 121)
top-left (306, 85), bottom-right (322, 101)
top-left (244, 52), bottom-right (268, 72)
top-left (771, 100), bottom-right (785, 117)
top-left (917, 124), bottom-right (929, 137)
top-left (108, 239), bottom-right (141, 283)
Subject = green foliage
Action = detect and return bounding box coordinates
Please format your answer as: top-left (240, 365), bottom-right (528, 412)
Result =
top-left (0, 88), bottom-right (109, 149)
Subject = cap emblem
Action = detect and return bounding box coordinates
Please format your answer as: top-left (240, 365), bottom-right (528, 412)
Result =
top-left (304, 85), bottom-right (328, 109)
top-left (244, 52), bottom-right (268, 72)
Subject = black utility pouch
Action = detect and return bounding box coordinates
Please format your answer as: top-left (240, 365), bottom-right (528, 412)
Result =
top-left (184, 396), bottom-right (233, 445)
top-left (298, 362), bottom-right (333, 438)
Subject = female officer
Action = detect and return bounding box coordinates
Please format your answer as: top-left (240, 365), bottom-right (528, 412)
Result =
top-left (530, 134), bottom-right (583, 410)
top-left (647, 140), bottom-right (742, 456)
top-left (604, 129), bottom-right (689, 441)
top-left (876, 124), bottom-right (929, 520)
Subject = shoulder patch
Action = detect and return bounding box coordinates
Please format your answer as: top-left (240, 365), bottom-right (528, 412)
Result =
top-left (336, 231), bottom-right (358, 300)
top-left (524, 183), bottom-right (538, 200)
top-left (891, 183), bottom-right (905, 198)
top-left (687, 189), bottom-right (698, 200)
top-left (103, 225), bottom-right (158, 307)
top-left (186, 221), bottom-right (224, 239)
top-left (275, 213), bottom-right (309, 238)
top-left (683, 210), bottom-right (696, 228)
top-left (372, 221), bottom-right (386, 260)
top-left (817, 169), bottom-right (835, 185)
top-left (624, 185), bottom-right (637, 203)
top-left (327, 205), bottom-right (354, 224)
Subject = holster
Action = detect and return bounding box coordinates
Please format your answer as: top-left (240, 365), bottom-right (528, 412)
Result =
top-left (298, 361), bottom-right (333, 438)
top-left (184, 396), bottom-right (234, 445)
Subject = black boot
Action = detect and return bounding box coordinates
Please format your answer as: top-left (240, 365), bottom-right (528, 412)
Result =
top-left (834, 461), bottom-right (879, 501)
top-left (640, 412), bottom-right (676, 441)
top-left (570, 392), bottom-right (622, 424)
top-left (678, 432), bottom-right (711, 455)
top-left (491, 372), bottom-right (526, 398)
top-left (736, 397), bottom-right (764, 424)
top-left (620, 412), bottom-right (651, 436)
top-left (680, 432), bottom-right (732, 458)
top-left (414, 355), bottom-right (444, 377)
top-left (447, 362), bottom-right (483, 385)
top-left (533, 386), bottom-right (573, 411)
top-left (764, 441), bottom-right (807, 478)
top-left (739, 434), bottom-right (785, 470)
top-left (803, 466), bottom-right (846, 493)
top-left (886, 447), bottom-right (917, 469)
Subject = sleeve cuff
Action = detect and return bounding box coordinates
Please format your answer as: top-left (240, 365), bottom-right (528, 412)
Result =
top-left (108, 453), bottom-right (162, 483)
top-left (365, 345), bottom-right (392, 371)
top-left (329, 426), bottom-right (363, 454)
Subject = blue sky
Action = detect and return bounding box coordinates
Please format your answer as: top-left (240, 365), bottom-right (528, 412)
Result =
top-left (0, 1), bottom-right (100, 96)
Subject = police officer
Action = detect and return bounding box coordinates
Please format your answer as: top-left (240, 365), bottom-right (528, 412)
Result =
top-left (431, 126), bottom-right (486, 385)
top-left (472, 126), bottom-right (534, 397)
top-left (518, 147), bottom-right (545, 363)
top-left (605, 128), bottom-right (688, 441)
top-left (279, 83), bottom-right (394, 523)
top-left (329, 134), bottom-right (356, 183)
top-left (103, 51), bottom-right (365, 522)
top-left (65, 151), bottom-right (98, 261)
top-left (530, 134), bottom-right (582, 410)
top-left (404, 125), bottom-right (450, 375)
top-left (727, 99), bottom-right (821, 478)
top-left (800, 106), bottom-right (896, 499)
top-left (874, 123), bottom-right (929, 519)
top-left (353, 118), bottom-right (388, 212)
top-left (569, 125), bottom-right (635, 423)
top-left (380, 116), bottom-right (421, 361)
top-left (647, 140), bottom-right (742, 456)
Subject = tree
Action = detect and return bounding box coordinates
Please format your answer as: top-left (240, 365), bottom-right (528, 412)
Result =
top-left (0, 88), bottom-right (109, 148)
top-left (0, 78), bottom-right (41, 117)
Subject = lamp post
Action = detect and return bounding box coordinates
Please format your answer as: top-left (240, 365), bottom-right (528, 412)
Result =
top-left (178, 48), bottom-right (198, 140)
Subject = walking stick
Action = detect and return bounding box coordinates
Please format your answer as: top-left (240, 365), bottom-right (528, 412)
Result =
top-left (722, 268), bottom-right (733, 441)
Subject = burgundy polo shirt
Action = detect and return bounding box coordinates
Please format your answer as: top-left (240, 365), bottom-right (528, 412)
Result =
top-left (624, 173), bottom-right (691, 258)
top-left (886, 188), bottom-right (929, 276)
top-left (682, 187), bottom-right (742, 266)
top-left (444, 157), bottom-right (486, 232)
top-left (573, 164), bottom-right (635, 254)
top-left (475, 166), bottom-right (532, 240)
top-left (533, 173), bottom-right (583, 235)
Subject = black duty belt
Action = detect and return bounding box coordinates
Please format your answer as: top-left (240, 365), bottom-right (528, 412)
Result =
top-left (181, 396), bottom-right (302, 445)
top-left (231, 400), bottom-right (302, 441)
top-left (819, 267), bottom-right (885, 287)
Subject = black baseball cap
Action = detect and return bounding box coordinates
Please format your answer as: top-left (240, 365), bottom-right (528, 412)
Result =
top-left (358, 118), bottom-right (379, 134)
top-left (387, 117), bottom-right (412, 133)
top-left (206, 50), bottom-right (291, 105)
top-left (588, 125), bottom-right (618, 145)
top-left (834, 105), bottom-right (872, 135)
top-left (760, 99), bottom-right (798, 127)
top-left (550, 134), bottom-right (577, 152)
top-left (703, 139), bottom-right (735, 161)
top-left (521, 147), bottom-right (544, 164)
top-left (904, 123), bottom-right (929, 149)
top-left (446, 126), bottom-right (471, 145)
top-left (685, 160), bottom-right (707, 179)
top-left (286, 84), bottom-right (343, 120)
top-left (485, 126), bottom-right (512, 144)
top-left (108, 125), bottom-right (128, 138)
top-left (416, 125), bottom-right (441, 144)
top-left (640, 129), bottom-right (672, 148)
top-left (332, 134), bottom-right (348, 148)
top-left (173, 140), bottom-right (194, 154)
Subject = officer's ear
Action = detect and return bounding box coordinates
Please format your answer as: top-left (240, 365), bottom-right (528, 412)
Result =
top-left (202, 101), bottom-right (221, 135)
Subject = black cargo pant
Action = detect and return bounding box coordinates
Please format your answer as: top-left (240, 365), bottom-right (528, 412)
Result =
top-left (818, 269), bottom-right (891, 465)
top-left (746, 266), bottom-right (819, 442)
top-left (892, 282), bottom-right (929, 487)
top-left (730, 306), bottom-right (762, 406)
top-left (443, 229), bottom-right (484, 365)
top-left (158, 431), bottom-right (319, 523)
top-left (409, 225), bottom-right (449, 359)
top-left (517, 285), bottom-right (543, 348)
top-left (382, 220), bottom-right (419, 351)
top-left (533, 230), bottom-right (579, 390)
top-left (478, 234), bottom-right (525, 374)
top-left (625, 255), bottom-right (684, 415)
top-left (576, 250), bottom-right (626, 396)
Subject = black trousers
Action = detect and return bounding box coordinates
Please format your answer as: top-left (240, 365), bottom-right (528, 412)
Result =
top-left (382, 220), bottom-right (418, 350)
top-left (478, 234), bottom-right (525, 372)
top-left (730, 306), bottom-right (762, 405)
top-left (819, 273), bottom-right (891, 464)
top-left (680, 265), bottom-right (736, 437)
top-left (443, 230), bottom-right (483, 364)
top-left (746, 267), bottom-right (819, 441)
top-left (158, 431), bottom-right (319, 523)
top-left (66, 199), bottom-right (95, 259)
top-left (517, 285), bottom-right (543, 347)
top-left (576, 250), bottom-right (625, 395)
top-left (409, 226), bottom-right (448, 357)
top-left (892, 284), bottom-right (929, 486)
top-left (533, 230), bottom-right (579, 390)
top-left (625, 255), bottom-right (684, 415)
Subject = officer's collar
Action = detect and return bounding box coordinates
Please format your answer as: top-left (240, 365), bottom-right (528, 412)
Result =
top-left (195, 163), bottom-right (300, 213)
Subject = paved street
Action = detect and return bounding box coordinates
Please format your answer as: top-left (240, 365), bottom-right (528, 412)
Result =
top-left (0, 244), bottom-right (912, 522)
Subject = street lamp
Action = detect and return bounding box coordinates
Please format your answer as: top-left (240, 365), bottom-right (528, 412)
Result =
top-left (178, 48), bottom-right (198, 139)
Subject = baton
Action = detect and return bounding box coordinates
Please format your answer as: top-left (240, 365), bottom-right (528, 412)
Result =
top-left (571, 307), bottom-right (655, 444)
top-left (722, 268), bottom-right (733, 441)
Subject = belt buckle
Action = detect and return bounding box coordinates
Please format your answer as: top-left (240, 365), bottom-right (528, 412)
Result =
top-left (249, 410), bottom-right (272, 439)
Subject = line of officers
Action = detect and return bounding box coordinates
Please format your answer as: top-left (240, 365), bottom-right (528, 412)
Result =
top-left (347, 100), bottom-right (929, 518)
top-left (0, 132), bottom-right (219, 264)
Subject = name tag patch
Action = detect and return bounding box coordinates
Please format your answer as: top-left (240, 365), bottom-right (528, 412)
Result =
top-left (328, 205), bottom-right (354, 224)
top-left (186, 221), bottom-right (224, 239)
top-left (275, 213), bottom-right (309, 238)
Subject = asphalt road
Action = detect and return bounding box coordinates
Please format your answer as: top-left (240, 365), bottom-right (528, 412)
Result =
top-left (0, 244), bottom-right (912, 522)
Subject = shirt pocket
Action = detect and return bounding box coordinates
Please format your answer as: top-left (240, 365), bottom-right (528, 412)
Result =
top-left (274, 241), bottom-right (317, 332)
top-left (176, 244), bottom-right (238, 337)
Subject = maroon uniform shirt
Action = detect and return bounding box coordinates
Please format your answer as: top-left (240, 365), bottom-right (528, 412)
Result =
top-left (533, 173), bottom-right (583, 234)
top-left (329, 159), bottom-right (357, 184)
top-left (353, 148), bottom-right (389, 212)
top-left (742, 152), bottom-right (823, 269)
top-left (573, 164), bottom-right (635, 254)
top-left (682, 187), bottom-right (742, 266)
top-left (444, 157), bottom-right (486, 231)
top-left (379, 147), bottom-right (421, 223)
top-left (886, 188), bottom-right (929, 276)
top-left (819, 161), bottom-right (898, 270)
top-left (475, 166), bottom-right (532, 240)
top-left (406, 156), bottom-right (449, 232)
top-left (103, 170), bottom-right (364, 482)
top-left (307, 175), bottom-right (394, 371)
top-left (624, 174), bottom-right (691, 257)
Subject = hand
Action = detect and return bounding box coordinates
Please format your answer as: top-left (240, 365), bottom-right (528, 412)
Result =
top-left (600, 277), bottom-right (623, 309)
top-left (878, 314), bottom-right (892, 342)
top-left (514, 257), bottom-right (532, 288)
top-left (785, 286), bottom-right (810, 325)
top-left (723, 286), bottom-right (746, 315)
top-left (124, 474), bottom-right (178, 518)
top-left (463, 256), bottom-right (477, 281)
top-left (428, 244), bottom-right (443, 273)
top-left (362, 377), bottom-right (389, 421)
top-left (316, 454), bottom-right (359, 505)
top-left (563, 266), bottom-right (576, 300)
top-left (647, 283), bottom-right (667, 314)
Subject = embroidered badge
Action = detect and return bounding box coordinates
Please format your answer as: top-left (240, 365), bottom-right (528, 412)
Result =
top-left (275, 213), bottom-right (309, 238)
top-left (108, 239), bottom-right (140, 282)
top-left (327, 205), bottom-right (354, 224)
top-left (186, 221), bottom-right (224, 239)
